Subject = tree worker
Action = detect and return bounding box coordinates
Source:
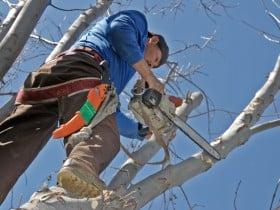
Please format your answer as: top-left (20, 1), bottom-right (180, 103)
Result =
top-left (0, 9), bottom-right (169, 202)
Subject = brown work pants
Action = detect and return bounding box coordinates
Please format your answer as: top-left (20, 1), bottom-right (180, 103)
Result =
top-left (0, 52), bottom-right (120, 204)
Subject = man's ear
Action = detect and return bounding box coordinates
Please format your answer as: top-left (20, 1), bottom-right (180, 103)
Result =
top-left (148, 36), bottom-right (159, 45)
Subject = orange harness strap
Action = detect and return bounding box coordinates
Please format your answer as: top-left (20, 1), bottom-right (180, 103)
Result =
top-left (52, 84), bottom-right (109, 139)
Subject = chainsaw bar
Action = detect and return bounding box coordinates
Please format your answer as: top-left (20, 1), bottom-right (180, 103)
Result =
top-left (161, 111), bottom-right (221, 160)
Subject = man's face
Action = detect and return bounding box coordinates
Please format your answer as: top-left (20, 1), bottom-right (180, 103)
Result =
top-left (144, 36), bottom-right (162, 68)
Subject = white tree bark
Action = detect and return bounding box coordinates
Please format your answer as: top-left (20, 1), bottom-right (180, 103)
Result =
top-left (45, 0), bottom-right (113, 62)
top-left (18, 55), bottom-right (280, 210)
top-left (0, 0), bottom-right (26, 41)
top-left (0, 0), bottom-right (50, 81)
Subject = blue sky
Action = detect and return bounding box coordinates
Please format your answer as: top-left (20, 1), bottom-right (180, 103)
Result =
top-left (0, 0), bottom-right (279, 209)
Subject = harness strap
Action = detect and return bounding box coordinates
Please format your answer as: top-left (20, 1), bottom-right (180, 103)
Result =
top-left (15, 77), bottom-right (101, 104)
top-left (52, 83), bottom-right (109, 139)
top-left (65, 86), bottom-right (119, 147)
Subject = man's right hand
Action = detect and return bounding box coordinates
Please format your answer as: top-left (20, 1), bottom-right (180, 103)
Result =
top-left (145, 74), bottom-right (164, 94)
top-left (133, 59), bottom-right (165, 94)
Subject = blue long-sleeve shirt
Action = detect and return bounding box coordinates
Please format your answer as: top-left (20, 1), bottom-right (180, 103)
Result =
top-left (74, 10), bottom-right (148, 140)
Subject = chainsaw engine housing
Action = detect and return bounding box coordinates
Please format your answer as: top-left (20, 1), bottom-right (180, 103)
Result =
top-left (128, 89), bottom-right (176, 135)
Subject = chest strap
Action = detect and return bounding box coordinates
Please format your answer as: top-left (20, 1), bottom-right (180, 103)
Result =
top-left (15, 77), bottom-right (101, 104)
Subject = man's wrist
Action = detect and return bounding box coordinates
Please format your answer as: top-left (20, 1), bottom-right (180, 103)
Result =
top-left (133, 59), bottom-right (153, 81)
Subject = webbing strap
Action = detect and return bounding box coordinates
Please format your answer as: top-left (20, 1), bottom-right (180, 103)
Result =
top-left (15, 77), bottom-right (101, 104)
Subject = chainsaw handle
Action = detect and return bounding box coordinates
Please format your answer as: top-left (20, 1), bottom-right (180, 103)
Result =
top-left (168, 95), bottom-right (183, 107)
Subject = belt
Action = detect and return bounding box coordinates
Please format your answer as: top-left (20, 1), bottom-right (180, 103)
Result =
top-left (15, 77), bottom-right (101, 104)
top-left (67, 46), bottom-right (103, 63)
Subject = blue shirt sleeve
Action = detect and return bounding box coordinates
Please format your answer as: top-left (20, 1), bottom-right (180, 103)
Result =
top-left (116, 108), bottom-right (144, 141)
top-left (107, 11), bottom-right (147, 66)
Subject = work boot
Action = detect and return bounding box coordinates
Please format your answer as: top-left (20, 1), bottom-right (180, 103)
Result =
top-left (57, 158), bottom-right (106, 198)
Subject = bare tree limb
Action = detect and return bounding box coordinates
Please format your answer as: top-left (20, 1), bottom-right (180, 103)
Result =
top-left (270, 178), bottom-right (280, 210)
top-left (272, 0), bottom-right (280, 9)
top-left (250, 119), bottom-right (280, 135)
top-left (45, 0), bottom-right (113, 62)
top-left (0, 0), bottom-right (50, 81)
top-left (49, 2), bottom-right (88, 12)
top-left (0, 0), bottom-right (26, 41)
top-left (30, 34), bottom-right (58, 46)
top-left (233, 180), bottom-right (242, 210)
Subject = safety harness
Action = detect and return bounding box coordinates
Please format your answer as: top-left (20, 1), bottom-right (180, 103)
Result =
top-left (15, 77), bottom-right (102, 104)
top-left (52, 83), bottom-right (111, 139)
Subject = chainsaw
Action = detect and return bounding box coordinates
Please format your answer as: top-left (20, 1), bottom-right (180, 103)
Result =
top-left (128, 81), bottom-right (221, 160)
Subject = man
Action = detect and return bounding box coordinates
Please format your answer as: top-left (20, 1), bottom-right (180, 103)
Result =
top-left (0, 10), bottom-right (169, 202)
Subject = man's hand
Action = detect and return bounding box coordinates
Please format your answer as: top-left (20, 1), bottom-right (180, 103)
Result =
top-left (133, 59), bottom-right (164, 94)
top-left (145, 74), bottom-right (164, 94)
top-left (138, 123), bottom-right (153, 140)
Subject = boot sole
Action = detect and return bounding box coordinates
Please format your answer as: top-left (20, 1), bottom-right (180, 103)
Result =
top-left (57, 167), bottom-right (105, 198)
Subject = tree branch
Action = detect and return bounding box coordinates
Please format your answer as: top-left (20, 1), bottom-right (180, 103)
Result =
top-left (45, 0), bottom-right (113, 62)
top-left (0, 0), bottom-right (26, 41)
top-left (233, 180), bottom-right (242, 210)
top-left (250, 119), bottom-right (280, 135)
top-left (30, 34), bottom-right (58, 46)
top-left (0, 0), bottom-right (50, 81)
top-left (270, 178), bottom-right (280, 210)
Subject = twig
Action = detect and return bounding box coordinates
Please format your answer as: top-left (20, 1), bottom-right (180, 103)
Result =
top-left (179, 186), bottom-right (193, 210)
top-left (30, 34), bottom-right (58, 46)
top-left (50, 2), bottom-right (88, 12)
top-left (272, 0), bottom-right (280, 8)
top-left (0, 91), bottom-right (17, 96)
top-left (242, 20), bottom-right (280, 44)
top-left (272, 100), bottom-right (280, 118)
top-left (233, 180), bottom-right (242, 210)
top-left (270, 178), bottom-right (280, 210)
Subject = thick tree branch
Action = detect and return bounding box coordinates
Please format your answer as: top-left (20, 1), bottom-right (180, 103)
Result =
top-left (0, 0), bottom-right (50, 81)
top-left (0, 0), bottom-right (26, 41)
top-left (45, 0), bottom-right (113, 62)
